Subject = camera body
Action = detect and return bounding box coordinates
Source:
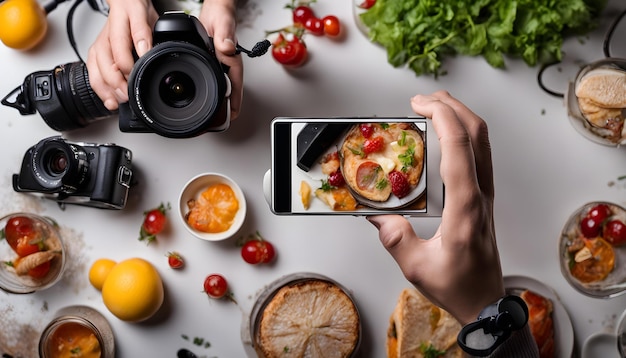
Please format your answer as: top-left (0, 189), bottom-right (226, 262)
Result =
top-left (13, 136), bottom-right (133, 209)
top-left (2, 12), bottom-right (230, 138)
top-left (119, 11), bottom-right (231, 138)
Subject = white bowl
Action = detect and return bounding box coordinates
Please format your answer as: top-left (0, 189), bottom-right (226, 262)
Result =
top-left (178, 173), bottom-right (246, 241)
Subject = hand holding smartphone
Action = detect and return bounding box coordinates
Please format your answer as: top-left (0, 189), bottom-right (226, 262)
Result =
top-left (264, 117), bottom-right (443, 216)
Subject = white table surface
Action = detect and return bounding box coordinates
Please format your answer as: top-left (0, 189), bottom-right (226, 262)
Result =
top-left (1, 0), bottom-right (626, 357)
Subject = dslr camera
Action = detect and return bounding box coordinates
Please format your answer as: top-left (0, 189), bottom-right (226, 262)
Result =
top-left (13, 136), bottom-right (133, 209)
top-left (2, 12), bottom-right (231, 138)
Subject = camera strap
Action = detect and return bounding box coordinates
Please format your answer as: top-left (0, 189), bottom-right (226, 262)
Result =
top-left (457, 295), bottom-right (529, 356)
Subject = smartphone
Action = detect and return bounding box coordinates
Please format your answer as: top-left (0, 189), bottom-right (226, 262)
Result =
top-left (264, 117), bottom-right (444, 216)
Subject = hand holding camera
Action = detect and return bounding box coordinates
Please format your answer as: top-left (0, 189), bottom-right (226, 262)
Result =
top-left (2, 12), bottom-right (235, 138)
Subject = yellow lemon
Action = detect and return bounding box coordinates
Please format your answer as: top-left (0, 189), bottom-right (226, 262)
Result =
top-left (88, 258), bottom-right (117, 291)
top-left (0, 0), bottom-right (48, 50)
top-left (101, 258), bottom-right (164, 322)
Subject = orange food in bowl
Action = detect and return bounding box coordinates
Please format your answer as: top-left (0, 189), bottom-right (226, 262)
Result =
top-left (570, 237), bottom-right (615, 283)
top-left (45, 321), bottom-right (102, 358)
top-left (185, 183), bottom-right (239, 233)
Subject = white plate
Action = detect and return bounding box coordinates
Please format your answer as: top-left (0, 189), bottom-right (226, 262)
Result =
top-left (582, 332), bottom-right (620, 358)
top-left (504, 275), bottom-right (574, 358)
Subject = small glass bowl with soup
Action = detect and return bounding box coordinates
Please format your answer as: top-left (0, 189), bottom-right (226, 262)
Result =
top-left (39, 305), bottom-right (115, 358)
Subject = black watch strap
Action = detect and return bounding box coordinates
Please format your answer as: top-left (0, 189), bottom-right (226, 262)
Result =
top-left (457, 295), bottom-right (529, 357)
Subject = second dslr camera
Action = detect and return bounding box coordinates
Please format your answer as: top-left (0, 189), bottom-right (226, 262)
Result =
top-left (13, 136), bottom-right (133, 209)
top-left (2, 12), bottom-right (231, 138)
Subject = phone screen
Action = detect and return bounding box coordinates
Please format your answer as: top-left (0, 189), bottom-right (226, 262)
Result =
top-left (266, 117), bottom-right (444, 216)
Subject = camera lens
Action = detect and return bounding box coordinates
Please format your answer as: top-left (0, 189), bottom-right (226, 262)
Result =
top-left (45, 149), bottom-right (68, 176)
top-left (159, 71), bottom-right (196, 108)
top-left (128, 43), bottom-right (227, 137)
top-left (27, 62), bottom-right (115, 131)
top-left (32, 137), bottom-right (89, 192)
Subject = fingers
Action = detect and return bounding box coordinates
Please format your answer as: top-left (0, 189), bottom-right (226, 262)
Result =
top-left (412, 91), bottom-right (493, 198)
top-left (411, 93), bottom-right (480, 208)
top-left (86, 0), bottom-right (157, 110)
top-left (87, 23), bottom-right (128, 110)
top-left (199, 1), bottom-right (242, 120)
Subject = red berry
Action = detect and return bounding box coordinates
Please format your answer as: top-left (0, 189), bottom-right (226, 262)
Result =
top-left (388, 171), bottom-right (411, 198)
top-left (588, 204), bottom-right (612, 224)
top-left (167, 252), bottom-right (184, 269)
top-left (359, 124), bottom-right (374, 138)
top-left (272, 33), bottom-right (308, 67)
top-left (362, 136), bottom-right (384, 154)
top-left (322, 15), bottom-right (341, 37)
top-left (603, 219), bottom-right (626, 246)
top-left (203, 274), bottom-right (228, 299)
top-left (139, 203), bottom-right (170, 244)
top-left (359, 0), bottom-right (376, 9)
top-left (580, 215), bottom-right (602, 238)
top-left (328, 170), bottom-right (345, 187)
top-left (304, 17), bottom-right (324, 36)
top-left (28, 260), bottom-right (51, 278)
top-left (4, 215), bottom-right (40, 255)
top-left (241, 232), bottom-right (276, 264)
top-left (293, 5), bottom-right (315, 24)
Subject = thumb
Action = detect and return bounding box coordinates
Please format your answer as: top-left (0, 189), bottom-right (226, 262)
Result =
top-left (366, 215), bottom-right (424, 269)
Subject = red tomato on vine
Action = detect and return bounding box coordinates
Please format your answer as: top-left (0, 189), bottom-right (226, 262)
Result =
top-left (139, 203), bottom-right (170, 244)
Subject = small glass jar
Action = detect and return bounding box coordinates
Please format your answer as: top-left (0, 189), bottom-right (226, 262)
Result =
top-left (39, 305), bottom-right (115, 358)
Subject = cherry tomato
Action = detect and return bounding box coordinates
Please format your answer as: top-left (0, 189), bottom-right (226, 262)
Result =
top-left (167, 252), bottom-right (184, 269)
top-left (587, 204), bottom-right (612, 224)
top-left (203, 274), bottom-right (228, 299)
top-left (603, 219), bottom-right (626, 246)
top-left (322, 15), bottom-right (341, 37)
top-left (580, 215), bottom-right (602, 238)
top-left (293, 5), bottom-right (315, 25)
top-left (3, 216), bottom-right (42, 256)
top-left (139, 203), bottom-right (169, 243)
top-left (241, 239), bottom-right (276, 264)
top-left (272, 34), bottom-right (308, 67)
top-left (28, 260), bottom-right (51, 279)
top-left (304, 17), bottom-right (324, 36)
top-left (358, 0), bottom-right (376, 9)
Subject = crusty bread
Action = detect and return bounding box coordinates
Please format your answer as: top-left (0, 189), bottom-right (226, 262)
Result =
top-left (575, 68), bottom-right (626, 108)
top-left (387, 288), bottom-right (462, 358)
top-left (257, 279), bottom-right (360, 358)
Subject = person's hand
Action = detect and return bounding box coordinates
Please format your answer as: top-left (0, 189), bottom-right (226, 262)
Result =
top-left (367, 91), bottom-right (504, 325)
top-left (86, 0), bottom-right (158, 111)
top-left (199, 0), bottom-right (243, 120)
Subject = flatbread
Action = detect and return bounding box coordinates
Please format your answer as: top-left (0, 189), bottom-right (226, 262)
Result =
top-left (387, 288), bottom-right (462, 358)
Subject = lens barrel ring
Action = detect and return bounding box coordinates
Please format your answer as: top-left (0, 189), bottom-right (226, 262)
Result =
top-left (127, 42), bottom-right (228, 138)
top-left (31, 137), bottom-right (89, 193)
top-left (70, 62), bottom-right (112, 120)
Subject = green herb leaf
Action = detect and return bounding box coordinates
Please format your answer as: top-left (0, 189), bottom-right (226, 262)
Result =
top-left (419, 342), bottom-right (446, 358)
top-left (360, 0), bottom-right (606, 77)
top-left (398, 147), bottom-right (415, 171)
